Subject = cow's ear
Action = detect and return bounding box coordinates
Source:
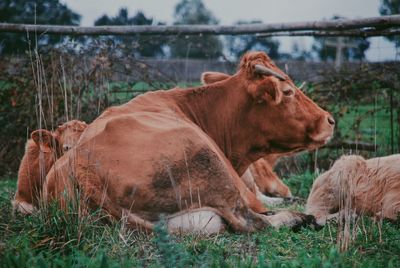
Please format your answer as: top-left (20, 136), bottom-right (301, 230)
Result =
top-left (248, 77), bottom-right (282, 105)
top-left (201, 72), bottom-right (230, 85)
top-left (31, 129), bottom-right (58, 153)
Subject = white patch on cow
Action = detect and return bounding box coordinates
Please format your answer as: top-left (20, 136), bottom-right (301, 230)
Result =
top-left (166, 209), bottom-right (224, 235)
top-left (12, 200), bottom-right (36, 215)
top-left (256, 192), bottom-right (284, 206)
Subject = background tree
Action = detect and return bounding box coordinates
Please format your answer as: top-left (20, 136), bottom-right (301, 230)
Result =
top-left (379, 0), bottom-right (400, 48)
top-left (0, 0), bottom-right (80, 55)
top-left (289, 42), bottom-right (313, 61)
top-left (94, 8), bottom-right (165, 58)
top-left (311, 16), bottom-right (370, 63)
top-left (312, 36), bottom-right (370, 62)
top-left (225, 20), bottom-right (281, 60)
top-left (170, 0), bottom-right (223, 59)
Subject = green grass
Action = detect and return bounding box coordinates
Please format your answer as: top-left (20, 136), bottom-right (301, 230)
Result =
top-left (1, 178), bottom-right (399, 267)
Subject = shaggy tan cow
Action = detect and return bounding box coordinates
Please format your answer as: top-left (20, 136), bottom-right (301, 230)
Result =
top-left (201, 72), bottom-right (292, 204)
top-left (306, 154), bottom-right (400, 225)
top-left (44, 51), bottom-right (334, 233)
top-left (13, 120), bottom-right (87, 214)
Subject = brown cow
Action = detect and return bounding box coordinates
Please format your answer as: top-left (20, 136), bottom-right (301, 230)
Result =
top-left (13, 120), bottom-right (87, 214)
top-left (44, 51), bottom-right (334, 233)
top-left (306, 154), bottom-right (400, 225)
top-left (202, 72), bottom-right (292, 204)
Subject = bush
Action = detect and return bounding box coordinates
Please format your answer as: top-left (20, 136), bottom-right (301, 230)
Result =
top-left (0, 52), bottom-right (113, 177)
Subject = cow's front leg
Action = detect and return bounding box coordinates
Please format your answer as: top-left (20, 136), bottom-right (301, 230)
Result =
top-left (263, 210), bottom-right (321, 231)
top-left (257, 193), bottom-right (285, 206)
top-left (218, 207), bottom-right (271, 232)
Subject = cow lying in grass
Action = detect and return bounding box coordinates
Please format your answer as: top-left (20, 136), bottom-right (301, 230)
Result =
top-left (201, 72), bottom-right (293, 205)
top-left (44, 51), bottom-right (334, 234)
top-left (13, 120), bottom-right (87, 214)
top-left (306, 154), bottom-right (400, 225)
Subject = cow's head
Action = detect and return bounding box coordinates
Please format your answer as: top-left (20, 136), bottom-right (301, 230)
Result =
top-left (202, 51), bottom-right (334, 155)
top-left (31, 120), bottom-right (87, 155)
top-left (55, 120), bottom-right (87, 152)
top-left (31, 129), bottom-right (62, 155)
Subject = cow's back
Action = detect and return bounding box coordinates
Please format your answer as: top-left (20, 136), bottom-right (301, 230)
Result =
top-left (366, 154), bottom-right (400, 179)
top-left (45, 93), bottom-right (243, 221)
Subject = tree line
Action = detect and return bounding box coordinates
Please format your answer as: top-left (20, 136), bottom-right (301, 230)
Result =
top-left (0, 0), bottom-right (399, 61)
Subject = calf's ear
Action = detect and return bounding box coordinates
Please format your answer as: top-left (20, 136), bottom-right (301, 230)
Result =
top-left (248, 77), bottom-right (282, 105)
top-left (31, 129), bottom-right (58, 153)
top-left (201, 72), bottom-right (230, 85)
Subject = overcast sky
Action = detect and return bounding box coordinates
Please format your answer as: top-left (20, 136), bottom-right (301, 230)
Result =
top-left (63, 0), bottom-right (398, 61)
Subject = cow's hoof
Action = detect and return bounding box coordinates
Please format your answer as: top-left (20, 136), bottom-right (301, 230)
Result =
top-left (283, 196), bottom-right (304, 204)
top-left (260, 211), bottom-right (276, 216)
top-left (291, 214), bottom-right (323, 232)
top-left (264, 210), bottom-right (323, 231)
top-left (12, 200), bottom-right (36, 215)
top-left (257, 194), bottom-right (285, 207)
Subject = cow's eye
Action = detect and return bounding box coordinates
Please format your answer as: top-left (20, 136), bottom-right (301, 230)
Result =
top-left (282, 88), bottom-right (294, 97)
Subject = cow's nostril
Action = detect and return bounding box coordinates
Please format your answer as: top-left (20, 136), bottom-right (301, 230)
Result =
top-left (63, 145), bottom-right (71, 151)
top-left (327, 116), bottom-right (335, 125)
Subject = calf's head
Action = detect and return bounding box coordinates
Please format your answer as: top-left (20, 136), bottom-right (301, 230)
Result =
top-left (55, 120), bottom-right (87, 152)
top-left (32, 120), bottom-right (87, 155)
top-left (202, 51), bottom-right (334, 155)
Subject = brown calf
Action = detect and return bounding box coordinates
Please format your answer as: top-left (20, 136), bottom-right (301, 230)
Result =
top-left (13, 120), bottom-right (87, 214)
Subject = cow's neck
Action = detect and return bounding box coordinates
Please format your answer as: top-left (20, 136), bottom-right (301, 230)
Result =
top-left (177, 77), bottom-right (261, 175)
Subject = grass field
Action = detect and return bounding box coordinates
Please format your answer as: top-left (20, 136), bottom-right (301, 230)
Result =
top-left (1, 174), bottom-right (399, 268)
